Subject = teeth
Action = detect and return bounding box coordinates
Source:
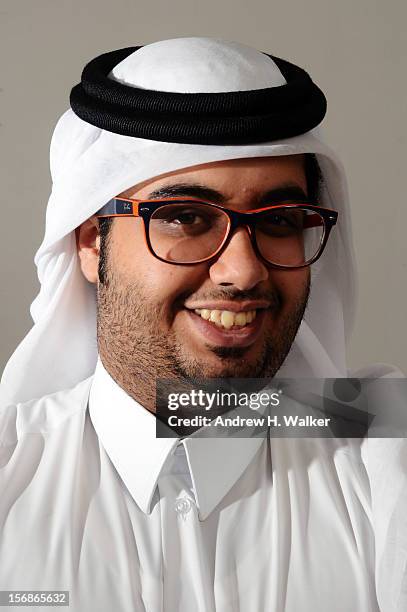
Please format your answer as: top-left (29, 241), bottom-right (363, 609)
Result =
top-left (235, 312), bottom-right (247, 326)
top-left (194, 308), bottom-right (258, 329)
top-left (209, 310), bottom-right (222, 326)
top-left (221, 311), bottom-right (235, 329)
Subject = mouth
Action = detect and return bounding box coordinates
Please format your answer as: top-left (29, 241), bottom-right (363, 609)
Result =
top-left (193, 307), bottom-right (258, 329)
top-left (183, 302), bottom-right (269, 348)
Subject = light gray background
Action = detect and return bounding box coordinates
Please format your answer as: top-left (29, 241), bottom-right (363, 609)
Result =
top-left (1, 0), bottom-right (406, 374)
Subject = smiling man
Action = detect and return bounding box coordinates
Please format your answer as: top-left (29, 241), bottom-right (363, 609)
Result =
top-left (1, 37), bottom-right (405, 612)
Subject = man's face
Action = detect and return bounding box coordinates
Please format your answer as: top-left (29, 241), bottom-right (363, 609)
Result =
top-left (80, 155), bottom-right (311, 406)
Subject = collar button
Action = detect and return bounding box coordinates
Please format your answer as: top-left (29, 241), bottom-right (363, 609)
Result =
top-left (174, 497), bottom-right (193, 520)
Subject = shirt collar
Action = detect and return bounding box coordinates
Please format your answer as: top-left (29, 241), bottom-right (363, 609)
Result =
top-left (89, 359), bottom-right (264, 520)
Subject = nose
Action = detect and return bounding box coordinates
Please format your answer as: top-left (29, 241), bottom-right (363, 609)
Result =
top-left (209, 227), bottom-right (269, 290)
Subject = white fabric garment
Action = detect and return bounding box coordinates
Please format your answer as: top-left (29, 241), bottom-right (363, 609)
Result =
top-left (0, 37), bottom-right (406, 610)
top-left (0, 359), bottom-right (381, 612)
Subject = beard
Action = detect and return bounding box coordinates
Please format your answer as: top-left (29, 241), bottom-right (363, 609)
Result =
top-left (97, 257), bottom-right (310, 412)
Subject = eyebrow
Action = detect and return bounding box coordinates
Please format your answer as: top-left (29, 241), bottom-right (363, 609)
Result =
top-left (146, 183), bottom-right (227, 203)
top-left (145, 182), bottom-right (310, 205)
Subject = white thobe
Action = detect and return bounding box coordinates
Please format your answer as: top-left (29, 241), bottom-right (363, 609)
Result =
top-left (0, 359), bottom-right (399, 611)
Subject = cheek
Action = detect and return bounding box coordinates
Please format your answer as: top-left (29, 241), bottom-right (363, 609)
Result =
top-left (111, 218), bottom-right (146, 270)
top-left (269, 269), bottom-right (310, 306)
top-left (111, 219), bottom-right (162, 285)
top-left (110, 219), bottom-right (208, 310)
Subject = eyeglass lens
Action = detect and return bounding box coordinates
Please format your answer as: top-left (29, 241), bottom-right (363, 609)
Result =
top-left (149, 202), bottom-right (325, 266)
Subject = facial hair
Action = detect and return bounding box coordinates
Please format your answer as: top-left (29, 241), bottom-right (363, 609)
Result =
top-left (97, 259), bottom-right (310, 413)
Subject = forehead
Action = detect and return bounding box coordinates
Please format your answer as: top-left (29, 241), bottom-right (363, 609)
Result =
top-left (123, 154), bottom-right (307, 200)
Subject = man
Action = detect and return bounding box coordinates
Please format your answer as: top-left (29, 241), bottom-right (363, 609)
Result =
top-left (0, 38), bottom-right (405, 611)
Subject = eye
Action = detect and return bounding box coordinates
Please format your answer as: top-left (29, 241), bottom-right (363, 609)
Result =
top-left (258, 209), bottom-right (305, 237)
top-left (166, 209), bottom-right (205, 225)
top-left (264, 211), bottom-right (302, 228)
top-left (151, 203), bottom-right (221, 237)
top-left (267, 214), bottom-right (292, 226)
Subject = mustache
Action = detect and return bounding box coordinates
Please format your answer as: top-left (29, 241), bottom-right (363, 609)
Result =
top-left (180, 287), bottom-right (282, 310)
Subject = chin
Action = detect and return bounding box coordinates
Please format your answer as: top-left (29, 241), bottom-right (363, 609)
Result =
top-left (178, 350), bottom-right (270, 380)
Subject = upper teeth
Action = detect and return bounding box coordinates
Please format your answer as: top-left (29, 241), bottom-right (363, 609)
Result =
top-left (194, 308), bottom-right (257, 329)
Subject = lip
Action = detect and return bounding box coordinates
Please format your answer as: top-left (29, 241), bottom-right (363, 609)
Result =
top-left (184, 300), bottom-right (270, 313)
top-left (185, 308), bottom-right (267, 348)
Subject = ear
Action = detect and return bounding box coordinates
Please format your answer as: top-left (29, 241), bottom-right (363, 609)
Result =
top-left (76, 216), bottom-right (100, 284)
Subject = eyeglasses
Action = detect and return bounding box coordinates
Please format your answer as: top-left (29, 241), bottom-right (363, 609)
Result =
top-left (96, 197), bottom-right (338, 269)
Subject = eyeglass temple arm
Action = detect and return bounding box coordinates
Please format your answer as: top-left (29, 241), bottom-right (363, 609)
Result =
top-left (97, 198), bottom-right (140, 217)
